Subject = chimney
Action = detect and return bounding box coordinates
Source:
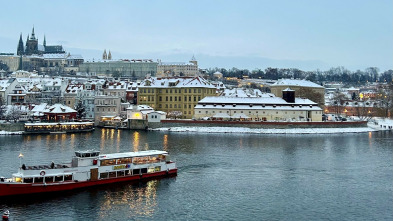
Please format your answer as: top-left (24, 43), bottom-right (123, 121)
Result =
top-left (282, 88), bottom-right (295, 103)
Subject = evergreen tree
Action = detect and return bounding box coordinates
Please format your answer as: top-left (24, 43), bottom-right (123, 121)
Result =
top-left (75, 100), bottom-right (86, 119)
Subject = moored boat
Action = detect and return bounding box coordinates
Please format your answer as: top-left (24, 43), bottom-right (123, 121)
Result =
top-left (0, 150), bottom-right (177, 197)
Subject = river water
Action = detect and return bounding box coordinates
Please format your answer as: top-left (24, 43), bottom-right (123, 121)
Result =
top-left (0, 129), bottom-right (392, 221)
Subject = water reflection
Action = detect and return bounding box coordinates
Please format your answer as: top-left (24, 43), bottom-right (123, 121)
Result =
top-left (163, 134), bottom-right (168, 151)
top-left (133, 132), bottom-right (140, 152)
top-left (99, 180), bottom-right (159, 219)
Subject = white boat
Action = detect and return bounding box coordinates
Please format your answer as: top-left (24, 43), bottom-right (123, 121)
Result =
top-left (0, 150), bottom-right (177, 197)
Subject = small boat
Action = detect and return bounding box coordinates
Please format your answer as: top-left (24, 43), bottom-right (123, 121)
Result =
top-left (2, 210), bottom-right (9, 220)
top-left (0, 150), bottom-right (177, 197)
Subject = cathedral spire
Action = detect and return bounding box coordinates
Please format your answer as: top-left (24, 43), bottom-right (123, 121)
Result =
top-left (108, 50), bottom-right (112, 60)
top-left (43, 35), bottom-right (46, 47)
top-left (17, 33), bottom-right (24, 55)
top-left (103, 49), bottom-right (107, 60)
top-left (31, 26), bottom-right (36, 40)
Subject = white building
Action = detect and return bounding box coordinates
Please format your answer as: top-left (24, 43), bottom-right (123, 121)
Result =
top-left (126, 105), bottom-right (154, 120)
top-left (147, 111), bottom-right (166, 123)
top-left (194, 94), bottom-right (323, 122)
top-left (157, 56), bottom-right (199, 77)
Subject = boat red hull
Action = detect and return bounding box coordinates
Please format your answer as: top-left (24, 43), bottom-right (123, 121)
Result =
top-left (0, 169), bottom-right (177, 197)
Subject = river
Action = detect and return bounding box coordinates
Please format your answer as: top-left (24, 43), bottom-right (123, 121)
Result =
top-left (0, 129), bottom-right (392, 220)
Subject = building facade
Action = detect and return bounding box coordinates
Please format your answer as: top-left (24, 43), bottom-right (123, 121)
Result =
top-left (194, 96), bottom-right (323, 122)
top-left (157, 56), bottom-right (199, 77)
top-left (79, 59), bottom-right (158, 79)
top-left (270, 79), bottom-right (325, 106)
top-left (137, 77), bottom-right (217, 119)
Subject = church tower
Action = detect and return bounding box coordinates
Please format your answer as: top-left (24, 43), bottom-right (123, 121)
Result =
top-left (43, 35), bottom-right (46, 47)
top-left (108, 50), bottom-right (112, 60)
top-left (102, 49), bottom-right (107, 60)
top-left (31, 26), bottom-right (36, 40)
top-left (190, 55), bottom-right (197, 66)
top-left (25, 26), bottom-right (39, 55)
top-left (17, 33), bottom-right (24, 55)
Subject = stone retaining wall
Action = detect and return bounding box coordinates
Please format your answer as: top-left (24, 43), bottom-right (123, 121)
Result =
top-left (149, 120), bottom-right (368, 129)
top-left (0, 123), bottom-right (25, 132)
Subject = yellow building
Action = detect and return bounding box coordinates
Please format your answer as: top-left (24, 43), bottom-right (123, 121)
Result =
top-left (138, 77), bottom-right (217, 119)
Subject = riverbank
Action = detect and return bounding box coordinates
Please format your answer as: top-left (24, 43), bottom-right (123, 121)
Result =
top-left (0, 131), bottom-right (24, 135)
top-left (151, 126), bottom-right (376, 134)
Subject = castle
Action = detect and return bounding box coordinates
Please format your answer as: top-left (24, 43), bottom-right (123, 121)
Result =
top-left (17, 26), bottom-right (65, 55)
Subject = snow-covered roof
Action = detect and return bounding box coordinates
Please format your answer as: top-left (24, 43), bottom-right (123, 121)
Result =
top-left (148, 111), bottom-right (166, 115)
top-left (44, 104), bottom-right (76, 114)
top-left (272, 79), bottom-right (323, 88)
top-left (140, 77), bottom-right (215, 88)
top-left (126, 105), bottom-right (154, 111)
top-left (159, 62), bottom-right (195, 66)
top-left (222, 88), bottom-right (268, 98)
top-left (199, 96), bottom-right (318, 106)
top-left (42, 54), bottom-right (67, 59)
top-left (67, 54), bottom-right (83, 60)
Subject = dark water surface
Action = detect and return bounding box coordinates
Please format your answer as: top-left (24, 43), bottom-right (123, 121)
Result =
top-left (0, 129), bottom-right (392, 220)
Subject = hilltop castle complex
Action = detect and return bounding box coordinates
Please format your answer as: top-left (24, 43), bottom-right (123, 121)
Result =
top-left (17, 27), bottom-right (65, 56)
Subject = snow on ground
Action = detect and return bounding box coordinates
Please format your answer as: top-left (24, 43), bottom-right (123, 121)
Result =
top-left (0, 131), bottom-right (24, 135)
top-left (151, 127), bottom-right (376, 134)
top-left (368, 118), bottom-right (393, 131)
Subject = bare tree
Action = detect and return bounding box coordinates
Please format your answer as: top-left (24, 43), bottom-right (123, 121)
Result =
top-left (168, 111), bottom-right (182, 119)
top-left (6, 106), bottom-right (22, 122)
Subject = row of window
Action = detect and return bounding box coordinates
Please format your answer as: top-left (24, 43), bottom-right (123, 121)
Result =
top-left (99, 166), bottom-right (161, 179)
top-left (96, 107), bottom-right (117, 112)
top-left (141, 88), bottom-right (213, 94)
top-left (198, 110), bottom-right (310, 115)
top-left (20, 175), bottom-right (73, 183)
top-left (100, 155), bottom-right (165, 166)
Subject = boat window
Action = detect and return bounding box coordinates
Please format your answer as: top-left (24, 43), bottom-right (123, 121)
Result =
top-left (24, 177), bottom-right (33, 183)
top-left (45, 176), bottom-right (54, 183)
top-left (55, 176), bottom-right (63, 182)
top-left (155, 166), bottom-right (161, 172)
top-left (125, 170), bottom-right (131, 176)
top-left (148, 167), bottom-right (155, 173)
top-left (117, 158), bottom-right (132, 164)
top-left (100, 159), bottom-right (116, 166)
top-left (133, 169), bottom-right (140, 175)
top-left (100, 173), bottom-right (108, 179)
top-left (34, 177), bottom-right (44, 183)
top-left (117, 171), bottom-right (125, 177)
top-left (141, 168), bottom-right (148, 174)
top-left (109, 172), bottom-right (116, 178)
top-left (64, 175), bottom-right (72, 181)
top-left (15, 177), bottom-right (22, 182)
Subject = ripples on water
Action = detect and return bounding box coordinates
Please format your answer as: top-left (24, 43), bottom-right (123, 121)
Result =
top-left (0, 129), bottom-right (392, 220)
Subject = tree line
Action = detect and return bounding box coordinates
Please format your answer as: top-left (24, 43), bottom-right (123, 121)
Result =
top-left (206, 66), bottom-right (393, 86)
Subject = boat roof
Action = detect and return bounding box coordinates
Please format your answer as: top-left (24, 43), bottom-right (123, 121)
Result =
top-left (99, 150), bottom-right (168, 159)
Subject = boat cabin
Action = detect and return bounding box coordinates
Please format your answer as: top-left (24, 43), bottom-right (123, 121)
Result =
top-left (9, 150), bottom-right (172, 184)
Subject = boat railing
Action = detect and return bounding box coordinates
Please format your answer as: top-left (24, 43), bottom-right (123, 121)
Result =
top-left (22, 164), bottom-right (70, 170)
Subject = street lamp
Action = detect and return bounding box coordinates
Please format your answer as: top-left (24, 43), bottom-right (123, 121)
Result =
top-left (18, 153), bottom-right (24, 168)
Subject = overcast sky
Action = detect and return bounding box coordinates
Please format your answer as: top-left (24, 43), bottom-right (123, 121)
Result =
top-left (1, 0), bottom-right (392, 71)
